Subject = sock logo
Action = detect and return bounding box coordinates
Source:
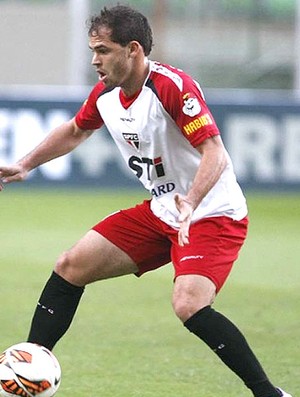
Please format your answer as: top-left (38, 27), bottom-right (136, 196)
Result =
top-left (213, 343), bottom-right (225, 352)
top-left (38, 302), bottom-right (54, 315)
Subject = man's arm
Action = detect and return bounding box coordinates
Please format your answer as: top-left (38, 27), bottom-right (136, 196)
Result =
top-left (0, 118), bottom-right (94, 189)
top-left (175, 135), bottom-right (228, 246)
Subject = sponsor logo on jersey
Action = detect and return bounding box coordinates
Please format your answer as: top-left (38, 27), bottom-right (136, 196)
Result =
top-left (150, 182), bottom-right (175, 197)
top-left (128, 155), bottom-right (165, 180)
top-left (182, 93), bottom-right (201, 117)
top-left (122, 132), bottom-right (140, 150)
top-left (153, 156), bottom-right (165, 177)
top-left (128, 155), bottom-right (175, 197)
top-left (183, 113), bottom-right (214, 135)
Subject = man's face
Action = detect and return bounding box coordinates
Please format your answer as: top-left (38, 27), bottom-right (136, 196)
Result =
top-left (89, 26), bottom-right (132, 89)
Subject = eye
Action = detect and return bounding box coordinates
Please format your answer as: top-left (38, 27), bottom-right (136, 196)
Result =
top-left (90, 46), bottom-right (110, 55)
top-left (98, 48), bottom-right (110, 54)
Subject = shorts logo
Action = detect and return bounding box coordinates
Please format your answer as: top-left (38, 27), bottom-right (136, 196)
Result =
top-left (122, 132), bottom-right (140, 150)
top-left (180, 255), bottom-right (204, 262)
top-left (182, 93), bottom-right (201, 117)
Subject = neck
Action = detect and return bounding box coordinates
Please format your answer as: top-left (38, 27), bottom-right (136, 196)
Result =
top-left (121, 58), bottom-right (150, 97)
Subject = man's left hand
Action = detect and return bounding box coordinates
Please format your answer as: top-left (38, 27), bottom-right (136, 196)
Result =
top-left (174, 193), bottom-right (194, 246)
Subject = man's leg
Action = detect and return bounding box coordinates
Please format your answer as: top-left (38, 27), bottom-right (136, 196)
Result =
top-left (28, 230), bottom-right (138, 350)
top-left (172, 275), bottom-right (280, 397)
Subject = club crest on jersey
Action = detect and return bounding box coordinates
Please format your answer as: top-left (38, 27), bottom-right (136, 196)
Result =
top-left (182, 93), bottom-right (201, 117)
top-left (122, 132), bottom-right (140, 150)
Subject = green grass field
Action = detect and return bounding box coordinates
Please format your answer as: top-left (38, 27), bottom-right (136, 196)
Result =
top-left (0, 188), bottom-right (299, 397)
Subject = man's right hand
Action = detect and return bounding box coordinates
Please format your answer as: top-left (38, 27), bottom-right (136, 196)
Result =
top-left (0, 164), bottom-right (29, 191)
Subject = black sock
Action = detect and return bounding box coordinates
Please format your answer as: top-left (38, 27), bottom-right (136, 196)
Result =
top-left (184, 306), bottom-right (280, 397)
top-left (27, 271), bottom-right (84, 350)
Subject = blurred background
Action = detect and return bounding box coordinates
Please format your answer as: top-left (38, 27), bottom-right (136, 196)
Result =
top-left (0, 0), bottom-right (300, 191)
top-left (0, 0), bottom-right (298, 89)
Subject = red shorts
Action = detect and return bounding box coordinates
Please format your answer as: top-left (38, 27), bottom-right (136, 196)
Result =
top-left (92, 200), bottom-right (248, 292)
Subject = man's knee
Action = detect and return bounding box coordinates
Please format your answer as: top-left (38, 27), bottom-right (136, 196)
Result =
top-left (54, 251), bottom-right (76, 282)
top-left (172, 294), bottom-right (208, 323)
top-left (172, 275), bottom-right (216, 323)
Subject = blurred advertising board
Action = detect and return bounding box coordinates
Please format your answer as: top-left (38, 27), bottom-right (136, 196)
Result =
top-left (0, 88), bottom-right (299, 190)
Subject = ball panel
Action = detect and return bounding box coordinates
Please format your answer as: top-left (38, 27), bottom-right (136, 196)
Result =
top-left (0, 364), bottom-right (20, 397)
top-left (0, 343), bottom-right (61, 397)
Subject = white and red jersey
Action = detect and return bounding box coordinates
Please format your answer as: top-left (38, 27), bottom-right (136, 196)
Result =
top-left (75, 60), bottom-right (247, 228)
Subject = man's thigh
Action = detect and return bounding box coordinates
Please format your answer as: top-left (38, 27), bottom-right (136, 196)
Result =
top-left (171, 216), bottom-right (249, 292)
top-left (92, 201), bottom-right (172, 276)
top-left (55, 230), bottom-right (139, 285)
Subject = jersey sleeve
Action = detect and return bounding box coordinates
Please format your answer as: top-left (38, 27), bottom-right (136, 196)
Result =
top-left (75, 82), bottom-right (105, 130)
top-left (153, 68), bottom-right (220, 147)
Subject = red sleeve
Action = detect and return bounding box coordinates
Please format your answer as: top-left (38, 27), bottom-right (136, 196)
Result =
top-left (151, 66), bottom-right (220, 147)
top-left (75, 82), bottom-right (105, 130)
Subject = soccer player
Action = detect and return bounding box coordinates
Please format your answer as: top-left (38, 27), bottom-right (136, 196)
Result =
top-left (0, 5), bottom-right (292, 397)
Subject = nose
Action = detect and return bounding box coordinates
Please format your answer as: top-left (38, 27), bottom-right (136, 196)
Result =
top-left (91, 52), bottom-right (101, 66)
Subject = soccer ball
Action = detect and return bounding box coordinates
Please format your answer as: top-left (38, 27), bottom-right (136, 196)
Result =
top-left (0, 342), bottom-right (61, 397)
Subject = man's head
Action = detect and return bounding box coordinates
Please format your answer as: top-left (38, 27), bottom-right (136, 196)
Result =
top-left (88, 5), bottom-right (153, 56)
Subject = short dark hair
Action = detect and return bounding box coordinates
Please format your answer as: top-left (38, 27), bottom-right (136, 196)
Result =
top-left (88, 5), bottom-right (153, 56)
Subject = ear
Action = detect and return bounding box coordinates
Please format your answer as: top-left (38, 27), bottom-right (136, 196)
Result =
top-left (127, 41), bottom-right (141, 57)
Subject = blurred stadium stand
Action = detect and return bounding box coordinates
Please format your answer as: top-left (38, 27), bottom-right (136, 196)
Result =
top-left (1, 1), bottom-right (299, 191)
top-left (0, 0), bottom-right (296, 89)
